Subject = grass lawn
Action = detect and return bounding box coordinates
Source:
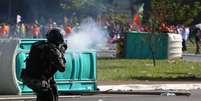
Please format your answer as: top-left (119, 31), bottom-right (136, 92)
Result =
top-left (97, 59), bottom-right (201, 81)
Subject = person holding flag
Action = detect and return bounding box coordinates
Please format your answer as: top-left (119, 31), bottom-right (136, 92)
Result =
top-left (132, 4), bottom-right (144, 32)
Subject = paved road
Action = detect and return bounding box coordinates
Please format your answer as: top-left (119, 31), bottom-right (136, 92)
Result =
top-left (0, 90), bottom-right (200, 101)
top-left (182, 53), bottom-right (201, 61)
top-left (59, 90), bottom-right (200, 101)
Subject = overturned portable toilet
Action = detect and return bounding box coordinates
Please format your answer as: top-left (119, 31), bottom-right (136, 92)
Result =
top-left (0, 39), bottom-right (97, 95)
top-left (124, 32), bottom-right (182, 59)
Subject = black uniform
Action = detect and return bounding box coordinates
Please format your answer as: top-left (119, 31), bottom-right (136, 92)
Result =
top-left (21, 28), bottom-right (67, 101)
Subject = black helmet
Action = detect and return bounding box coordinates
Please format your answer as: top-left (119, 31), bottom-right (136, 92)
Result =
top-left (46, 28), bottom-right (64, 44)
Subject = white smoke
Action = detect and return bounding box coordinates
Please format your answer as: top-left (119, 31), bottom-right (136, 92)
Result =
top-left (66, 18), bottom-right (109, 51)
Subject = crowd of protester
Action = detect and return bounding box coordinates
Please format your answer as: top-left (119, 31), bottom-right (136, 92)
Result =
top-left (1, 16), bottom-right (201, 55)
top-left (0, 21), bottom-right (73, 38)
top-left (158, 23), bottom-right (201, 53)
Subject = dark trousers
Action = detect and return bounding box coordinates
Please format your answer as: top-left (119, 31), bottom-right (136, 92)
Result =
top-left (195, 36), bottom-right (201, 54)
top-left (182, 39), bottom-right (187, 51)
top-left (36, 80), bottom-right (58, 101)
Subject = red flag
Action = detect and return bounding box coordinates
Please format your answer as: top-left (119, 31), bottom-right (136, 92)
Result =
top-left (133, 14), bottom-right (140, 26)
top-left (133, 14), bottom-right (142, 32)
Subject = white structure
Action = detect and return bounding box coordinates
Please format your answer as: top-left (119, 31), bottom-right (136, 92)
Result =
top-left (168, 33), bottom-right (183, 59)
top-left (0, 39), bottom-right (21, 94)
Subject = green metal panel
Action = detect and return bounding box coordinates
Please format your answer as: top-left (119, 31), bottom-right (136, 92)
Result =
top-left (16, 39), bottom-right (97, 93)
top-left (124, 32), bottom-right (168, 59)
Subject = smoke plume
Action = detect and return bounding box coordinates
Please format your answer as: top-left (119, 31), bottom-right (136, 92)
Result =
top-left (66, 18), bottom-right (109, 51)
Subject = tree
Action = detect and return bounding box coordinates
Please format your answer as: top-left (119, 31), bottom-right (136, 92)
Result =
top-left (59, 0), bottom-right (108, 17)
top-left (141, 0), bottom-right (201, 66)
top-left (148, 0), bottom-right (201, 28)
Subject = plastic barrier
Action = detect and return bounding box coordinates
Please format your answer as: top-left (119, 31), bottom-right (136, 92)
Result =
top-left (168, 33), bottom-right (182, 59)
top-left (124, 32), bottom-right (169, 59)
top-left (0, 39), bottom-right (97, 94)
top-left (124, 32), bottom-right (182, 59)
top-left (0, 39), bottom-right (20, 94)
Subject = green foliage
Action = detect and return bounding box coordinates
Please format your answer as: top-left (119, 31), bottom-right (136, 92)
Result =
top-left (59, 0), bottom-right (108, 17)
top-left (149, 0), bottom-right (201, 26)
top-left (60, 0), bottom-right (94, 10)
top-left (109, 13), bottom-right (129, 24)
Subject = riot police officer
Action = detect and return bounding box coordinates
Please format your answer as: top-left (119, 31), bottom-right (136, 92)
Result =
top-left (21, 28), bottom-right (67, 101)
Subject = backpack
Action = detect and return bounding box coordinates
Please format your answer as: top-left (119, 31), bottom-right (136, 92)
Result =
top-left (20, 40), bottom-right (51, 91)
top-left (25, 40), bottom-right (49, 77)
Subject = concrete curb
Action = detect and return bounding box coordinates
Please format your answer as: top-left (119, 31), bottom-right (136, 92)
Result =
top-left (98, 84), bottom-right (201, 91)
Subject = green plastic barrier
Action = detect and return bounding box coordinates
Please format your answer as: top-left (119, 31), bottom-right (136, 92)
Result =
top-left (124, 32), bottom-right (168, 59)
top-left (16, 39), bottom-right (97, 93)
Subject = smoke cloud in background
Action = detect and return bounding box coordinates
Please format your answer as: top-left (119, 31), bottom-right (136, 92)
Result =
top-left (1, 0), bottom-right (111, 50)
top-left (21, 0), bottom-right (106, 23)
top-left (17, 0), bottom-right (64, 23)
top-left (66, 18), bottom-right (109, 51)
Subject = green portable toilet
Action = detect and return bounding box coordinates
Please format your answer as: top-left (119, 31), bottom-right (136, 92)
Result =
top-left (16, 39), bottom-right (97, 93)
top-left (124, 32), bottom-right (169, 59)
top-left (16, 52), bottom-right (26, 81)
